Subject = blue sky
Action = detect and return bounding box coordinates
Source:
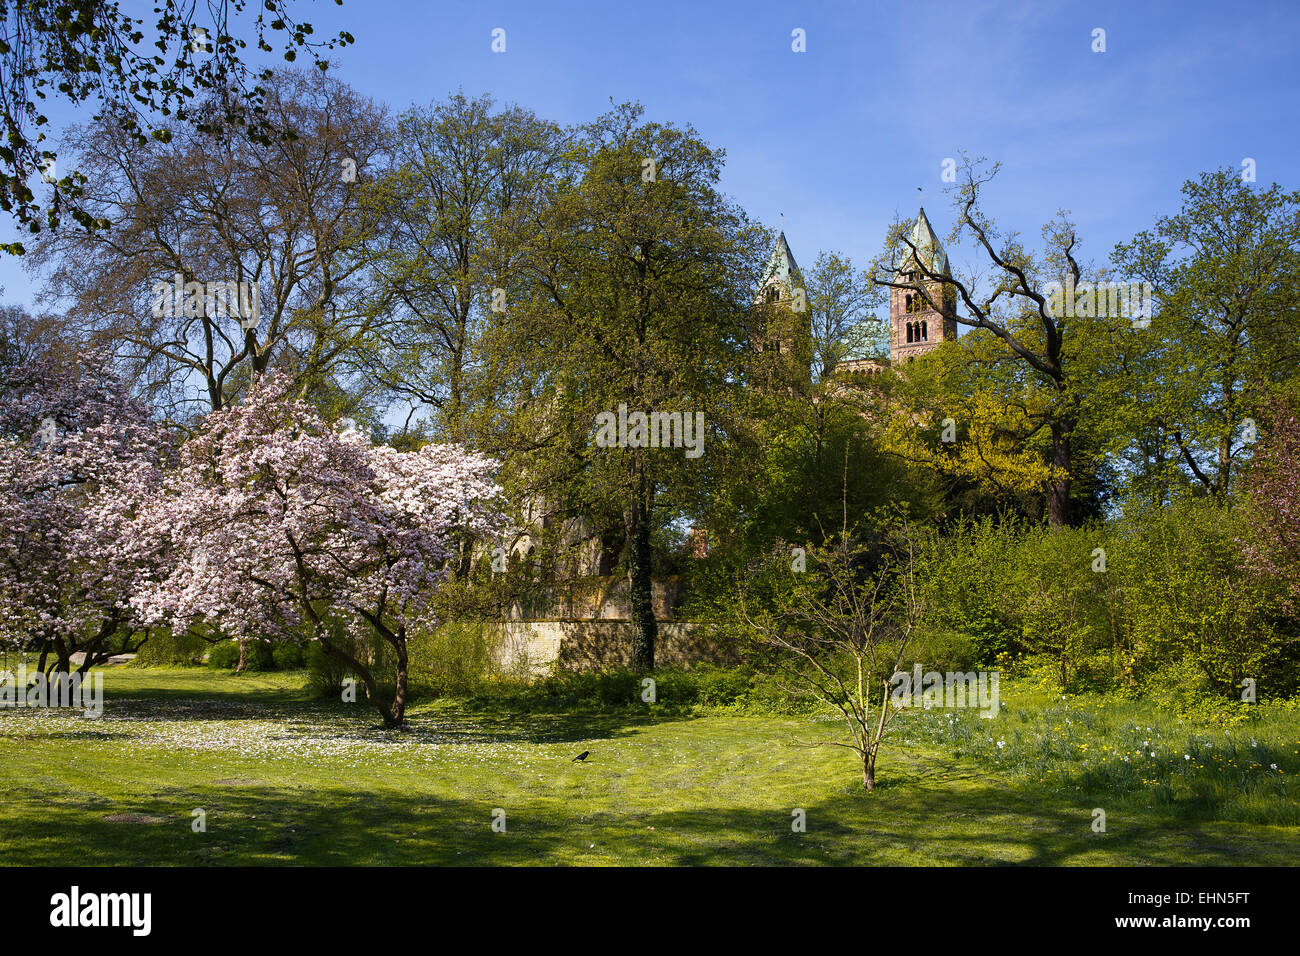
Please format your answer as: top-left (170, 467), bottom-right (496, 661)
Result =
top-left (5, 0), bottom-right (1299, 309)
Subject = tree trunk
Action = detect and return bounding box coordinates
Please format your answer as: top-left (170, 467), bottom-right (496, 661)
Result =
top-left (47, 637), bottom-right (72, 677)
top-left (1048, 421), bottom-right (1072, 527)
top-left (391, 632), bottom-right (408, 728)
top-left (626, 472), bottom-right (657, 672)
top-left (318, 636), bottom-right (400, 728)
top-left (863, 749), bottom-right (877, 792)
top-left (456, 533), bottom-right (476, 581)
top-left (235, 637), bottom-right (250, 672)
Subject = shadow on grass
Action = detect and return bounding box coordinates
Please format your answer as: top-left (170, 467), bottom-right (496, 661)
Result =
top-left (0, 697), bottom-right (686, 754)
top-left (108, 682), bottom-right (315, 707)
top-left (6, 671), bottom-right (1295, 866)
top-left (5, 768), bottom-right (1293, 867)
top-left (93, 670), bottom-right (698, 747)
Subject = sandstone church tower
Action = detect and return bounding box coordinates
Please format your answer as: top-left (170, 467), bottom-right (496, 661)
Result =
top-left (754, 231), bottom-right (813, 388)
top-left (890, 207), bottom-right (957, 363)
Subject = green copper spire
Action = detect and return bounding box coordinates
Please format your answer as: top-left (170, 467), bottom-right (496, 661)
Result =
top-left (902, 207), bottom-right (950, 276)
top-left (759, 231), bottom-right (803, 296)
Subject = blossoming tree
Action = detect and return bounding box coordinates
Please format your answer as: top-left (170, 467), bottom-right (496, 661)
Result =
top-left (1245, 401), bottom-right (1300, 613)
top-left (0, 354), bottom-right (170, 674)
top-left (133, 373), bottom-right (506, 727)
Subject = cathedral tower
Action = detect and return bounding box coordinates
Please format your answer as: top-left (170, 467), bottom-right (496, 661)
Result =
top-left (755, 232), bottom-right (812, 387)
top-left (890, 208), bottom-right (957, 363)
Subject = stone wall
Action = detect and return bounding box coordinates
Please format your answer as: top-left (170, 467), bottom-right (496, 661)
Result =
top-left (492, 621), bottom-right (734, 677)
top-left (491, 575), bottom-right (733, 676)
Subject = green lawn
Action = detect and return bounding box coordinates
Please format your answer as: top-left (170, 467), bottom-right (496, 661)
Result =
top-left (1, 666), bottom-right (1296, 865)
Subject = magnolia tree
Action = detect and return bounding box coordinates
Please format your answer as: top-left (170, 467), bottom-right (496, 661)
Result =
top-left (0, 355), bottom-right (170, 674)
top-left (1244, 402), bottom-right (1300, 613)
top-left (133, 373), bottom-right (506, 727)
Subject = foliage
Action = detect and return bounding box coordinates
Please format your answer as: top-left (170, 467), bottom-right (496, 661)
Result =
top-left (912, 516), bottom-right (1025, 666)
top-left (1244, 399), bottom-right (1300, 616)
top-left (906, 501), bottom-right (1296, 698)
top-left (489, 101), bottom-right (769, 669)
top-left (451, 664), bottom-right (807, 716)
top-left (406, 619), bottom-right (501, 698)
top-left (131, 627), bottom-right (207, 666)
top-left (207, 640), bottom-right (244, 670)
top-left (29, 68), bottom-right (388, 418)
top-left (0, 0), bottom-right (353, 250)
top-left (1110, 168), bottom-right (1300, 501)
top-left (1006, 523), bottom-right (1112, 689)
top-left (272, 644), bottom-right (305, 670)
top-left (355, 93), bottom-right (564, 446)
top-left (870, 156), bottom-right (1118, 525)
top-left (729, 513), bottom-right (924, 790)
top-left (0, 352), bottom-right (171, 672)
top-left (1116, 498), bottom-right (1291, 697)
top-left (131, 371), bottom-right (507, 726)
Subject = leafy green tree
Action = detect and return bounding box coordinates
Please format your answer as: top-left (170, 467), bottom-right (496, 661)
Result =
top-left (355, 93), bottom-right (565, 445)
top-left (1008, 524), bottom-right (1110, 689)
top-left (912, 515), bottom-right (1027, 666)
top-left (1117, 499), bottom-right (1287, 698)
top-left (871, 158), bottom-right (1126, 525)
top-left (1110, 168), bottom-right (1300, 500)
top-left (805, 251), bottom-right (881, 382)
top-left (494, 102), bottom-right (766, 669)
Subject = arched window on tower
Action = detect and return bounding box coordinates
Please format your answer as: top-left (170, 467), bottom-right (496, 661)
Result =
top-left (764, 286), bottom-right (780, 303)
top-left (921, 320), bottom-right (928, 341)
top-left (904, 293), bottom-right (913, 313)
top-left (905, 322), bottom-right (912, 343)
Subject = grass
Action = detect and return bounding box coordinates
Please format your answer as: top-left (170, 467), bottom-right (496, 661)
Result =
top-left (900, 686), bottom-right (1300, 827)
top-left (1, 665), bottom-right (1297, 865)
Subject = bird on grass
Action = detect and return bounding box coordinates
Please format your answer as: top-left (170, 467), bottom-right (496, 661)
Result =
top-left (572, 750), bottom-right (589, 762)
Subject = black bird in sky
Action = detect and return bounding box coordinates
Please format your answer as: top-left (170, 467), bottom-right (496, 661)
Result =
top-left (572, 750), bottom-right (589, 762)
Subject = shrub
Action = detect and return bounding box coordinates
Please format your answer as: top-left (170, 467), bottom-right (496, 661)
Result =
top-left (407, 620), bottom-right (500, 697)
top-left (903, 627), bottom-right (981, 673)
top-left (1117, 499), bottom-right (1287, 698)
top-left (655, 664), bottom-right (754, 706)
top-left (132, 628), bottom-right (208, 666)
top-left (1139, 657), bottom-right (1248, 722)
top-left (444, 663), bottom-right (807, 716)
top-left (305, 642), bottom-right (350, 696)
top-left (1005, 523), bottom-right (1112, 692)
top-left (908, 505), bottom-right (1294, 698)
top-left (304, 628), bottom-right (395, 700)
top-left (206, 639), bottom-right (275, 671)
top-left (272, 644), bottom-right (305, 670)
top-left (206, 641), bottom-right (242, 669)
top-left (914, 517), bottom-right (1026, 667)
